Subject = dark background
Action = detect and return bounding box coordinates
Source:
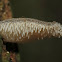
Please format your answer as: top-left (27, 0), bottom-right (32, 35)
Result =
top-left (10, 0), bottom-right (62, 23)
top-left (10, 0), bottom-right (62, 62)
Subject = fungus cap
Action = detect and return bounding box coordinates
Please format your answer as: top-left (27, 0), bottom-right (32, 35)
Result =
top-left (0, 18), bottom-right (62, 43)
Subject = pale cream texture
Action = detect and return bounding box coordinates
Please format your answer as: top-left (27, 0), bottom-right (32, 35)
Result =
top-left (0, 18), bottom-right (62, 43)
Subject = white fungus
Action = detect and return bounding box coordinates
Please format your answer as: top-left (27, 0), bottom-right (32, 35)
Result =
top-left (0, 18), bottom-right (62, 43)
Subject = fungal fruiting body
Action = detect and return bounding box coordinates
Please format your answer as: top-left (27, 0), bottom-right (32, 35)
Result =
top-left (0, 18), bottom-right (62, 43)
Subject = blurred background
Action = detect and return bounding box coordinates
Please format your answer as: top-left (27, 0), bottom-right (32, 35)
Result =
top-left (0, 0), bottom-right (62, 62)
top-left (10, 0), bottom-right (62, 23)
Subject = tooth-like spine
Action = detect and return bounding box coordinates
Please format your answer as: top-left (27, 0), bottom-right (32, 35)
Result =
top-left (0, 18), bottom-right (62, 43)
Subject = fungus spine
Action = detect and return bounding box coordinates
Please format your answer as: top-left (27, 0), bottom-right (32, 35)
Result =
top-left (0, 18), bottom-right (62, 43)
